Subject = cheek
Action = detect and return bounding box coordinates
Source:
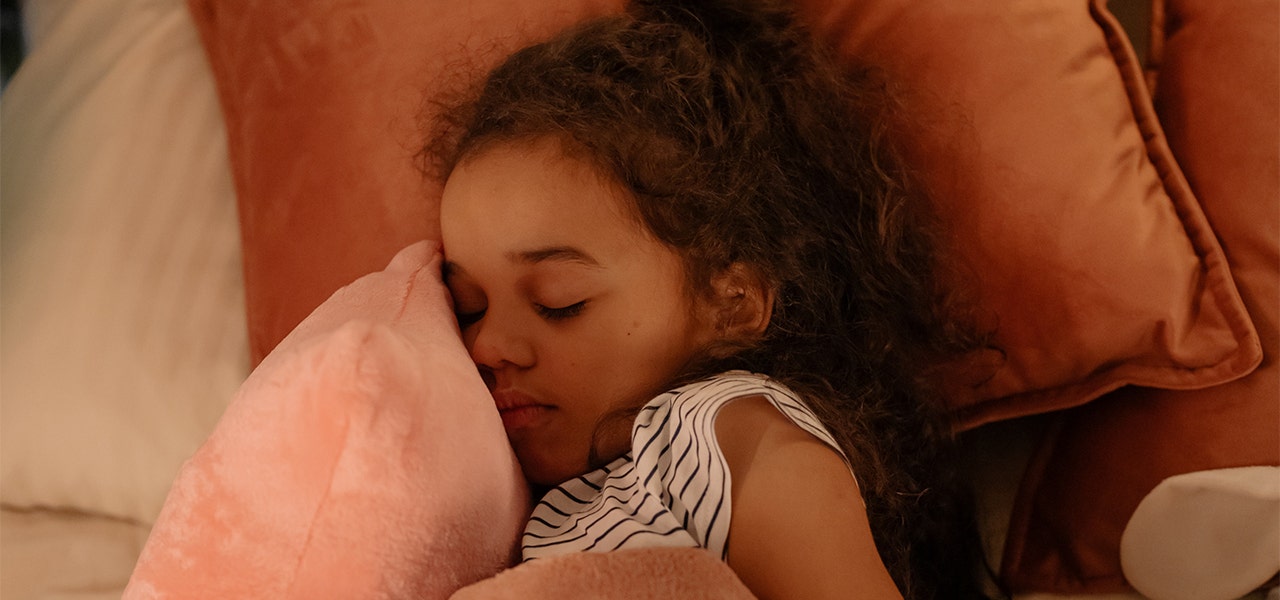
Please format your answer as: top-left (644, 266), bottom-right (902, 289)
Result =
top-left (537, 326), bottom-right (652, 394)
top-left (607, 311), bottom-right (702, 374)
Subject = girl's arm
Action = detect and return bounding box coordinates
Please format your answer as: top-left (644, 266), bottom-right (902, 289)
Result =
top-left (716, 396), bottom-right (903, 600)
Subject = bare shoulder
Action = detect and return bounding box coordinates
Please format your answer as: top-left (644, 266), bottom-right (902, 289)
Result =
top-left (714, 394), bottom-right (842, 471)
top-left (714, 395), bottom-right (903, 600)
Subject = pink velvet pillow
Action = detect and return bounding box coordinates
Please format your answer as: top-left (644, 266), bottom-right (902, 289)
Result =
top-left (452, 547), bottom-right (756, 599)
top-left (188, 0), bottom-right (1259, 430)
top-left (124, 242), bottom-right (529, 599)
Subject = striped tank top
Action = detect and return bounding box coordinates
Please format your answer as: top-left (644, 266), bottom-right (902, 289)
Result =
top-left (521, 370), bottom-right (853, 561)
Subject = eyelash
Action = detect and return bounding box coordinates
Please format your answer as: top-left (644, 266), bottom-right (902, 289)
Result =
top-left (535, 301), bottom-right (587, 321)
top-left (456, 310), bottom-right (485, 328)
top-left (454, 301), bottom-right (586, 328)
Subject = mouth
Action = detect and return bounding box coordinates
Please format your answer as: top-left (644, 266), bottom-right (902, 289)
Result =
top-left (491, 389), bottom-right (554, 433)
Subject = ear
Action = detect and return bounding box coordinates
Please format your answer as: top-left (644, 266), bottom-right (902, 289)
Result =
top-left (707, 263), bottom-right (774, 340)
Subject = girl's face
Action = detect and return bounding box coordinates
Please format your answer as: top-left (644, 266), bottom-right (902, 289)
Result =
top-left (440, 138), bottom-right (718, 487)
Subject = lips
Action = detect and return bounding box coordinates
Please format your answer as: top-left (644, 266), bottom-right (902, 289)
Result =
top-left (491, 389), bottom-right (553, 433)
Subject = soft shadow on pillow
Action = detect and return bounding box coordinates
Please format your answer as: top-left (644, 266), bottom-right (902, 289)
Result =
top-left (124, 242), bottom-right (529, 599)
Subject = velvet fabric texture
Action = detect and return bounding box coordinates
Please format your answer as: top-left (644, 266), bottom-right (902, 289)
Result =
top-left (187, 0), bottom-right (1258, 432)
top-left (186, 0), bottom-right (624, 366)
top-left (124, 242), bottom-right (530, 599)
top-left (450, 548), bottom-right (757, 600)
top-left (793, 0), bottom-right (1260, 427)
top-left (1001, 0), bottom-right (1280, 593)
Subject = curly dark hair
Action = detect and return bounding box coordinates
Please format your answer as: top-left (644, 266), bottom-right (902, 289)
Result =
top-left (424, 1), bottom-right (993, 598)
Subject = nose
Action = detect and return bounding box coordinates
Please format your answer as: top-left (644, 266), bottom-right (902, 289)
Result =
top-left (464, 309), bottom-right (536, 373)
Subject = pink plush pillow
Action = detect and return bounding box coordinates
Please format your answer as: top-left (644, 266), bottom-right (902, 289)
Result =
top-left (452, 547), bottom-right (757, 600)
top-left (124, 242), bottom-right (529, 599)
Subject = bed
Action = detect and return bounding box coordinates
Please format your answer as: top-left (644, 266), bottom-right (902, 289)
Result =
top-left (1, 0), bottom-right (1276, 598)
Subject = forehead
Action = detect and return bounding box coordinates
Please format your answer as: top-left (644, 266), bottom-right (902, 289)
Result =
top-left (439, 138), bottom-right (649, 261)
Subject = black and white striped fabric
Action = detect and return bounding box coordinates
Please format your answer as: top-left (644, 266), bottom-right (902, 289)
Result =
top-left (522, 370), bottom-right (853, 562)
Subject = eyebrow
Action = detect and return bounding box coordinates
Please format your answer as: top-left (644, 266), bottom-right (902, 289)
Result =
top-left (506, 246), bottom-right (603, 268)
top-left (442, 246), bottom-right (603, 279)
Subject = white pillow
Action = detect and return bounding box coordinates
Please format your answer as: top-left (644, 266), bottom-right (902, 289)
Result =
top-left (1121, 467), bottom-right (1280, 600)
top-left (0, 0), bottom-right (247, 524)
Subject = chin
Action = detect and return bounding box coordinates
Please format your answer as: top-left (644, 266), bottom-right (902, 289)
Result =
top-left (514, 448), bottom-right (580, 489)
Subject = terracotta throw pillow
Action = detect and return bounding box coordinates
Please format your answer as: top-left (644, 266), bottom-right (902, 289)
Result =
top-left (186, 0), bottom-right (1258, 428)
top-left (186, 0), bottom-right (624, 366)
top-left (792, 0), bottom-right (1260, 427)
top-left (1001, 0), bottom-right (1280, 593)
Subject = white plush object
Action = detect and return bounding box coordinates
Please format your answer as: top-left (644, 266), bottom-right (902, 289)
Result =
top-left (1121, 466), bottom-right (1280, 600)
top-left (0, 0), bottom-right (248, 524)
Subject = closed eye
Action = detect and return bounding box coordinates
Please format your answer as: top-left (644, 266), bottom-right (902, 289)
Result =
top-left (456, 310), bottom-right (485, 328)
top-left (535, 301), bottom-right (586, 321)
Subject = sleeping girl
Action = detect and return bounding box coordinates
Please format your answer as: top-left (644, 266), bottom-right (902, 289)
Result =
top-left (428, 1), bottom-right (991, 598)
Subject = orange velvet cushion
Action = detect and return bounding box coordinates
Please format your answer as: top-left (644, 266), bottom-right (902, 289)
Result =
top-left (187, 0), bottom-right (1259, 427)
top-left (1001, 0), bottom-right (1280, 592)
top-left (793, 0), bottom-right (1260, 427)
top-left (186, 0), bottom-right (624, 366)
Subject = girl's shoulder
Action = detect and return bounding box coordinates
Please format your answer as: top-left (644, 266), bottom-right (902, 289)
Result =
top-left (637, 370), bottom-right (841, 458)
top-left (643, 370), bottom-right (788, 414)
top-left (624, 370), bottom-right (857, 559)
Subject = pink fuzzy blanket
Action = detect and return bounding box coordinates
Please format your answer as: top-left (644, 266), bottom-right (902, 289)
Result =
top-left (452, 547), bottom-right (757, 600)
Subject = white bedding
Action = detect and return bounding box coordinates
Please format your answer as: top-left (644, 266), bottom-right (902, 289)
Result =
top-left (0, 509), bottom-right (149, 600)
top-left (1, 3), bottom-right (247, 596)
top-left (1, 0), bottom-right (247, 526)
